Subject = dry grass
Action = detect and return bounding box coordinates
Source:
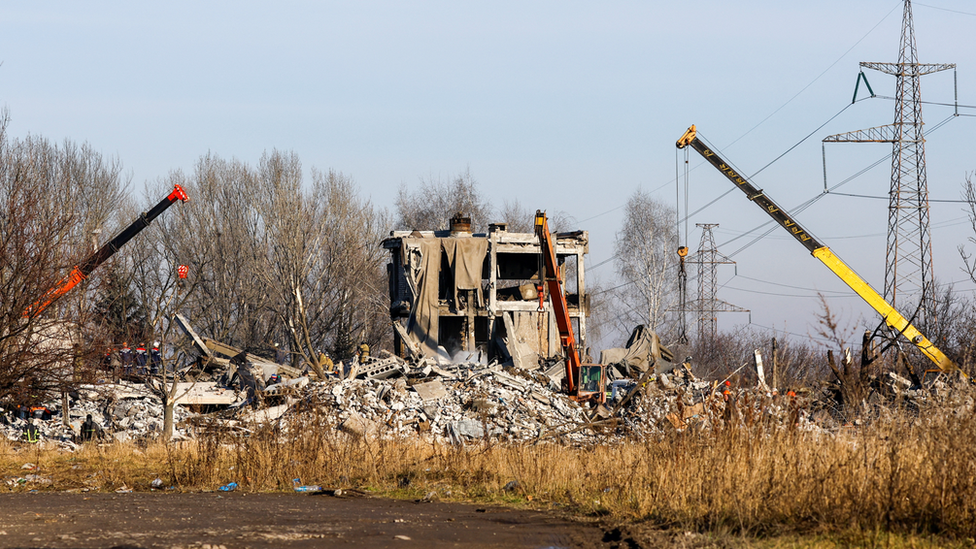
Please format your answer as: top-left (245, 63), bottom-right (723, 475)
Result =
top-left (3, 400), bottom-right (976, 543)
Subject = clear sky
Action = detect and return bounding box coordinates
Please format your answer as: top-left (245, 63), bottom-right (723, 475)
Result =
top-left (2, 1), bottom-right (974, 349)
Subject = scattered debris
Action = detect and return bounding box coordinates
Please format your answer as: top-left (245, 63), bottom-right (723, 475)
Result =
top-left (5, 311), bottom-right (973, 448)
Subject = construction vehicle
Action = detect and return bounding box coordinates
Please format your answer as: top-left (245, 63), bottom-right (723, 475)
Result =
top-left (26, 184), bottom-right (190, 318)
top-left (676, 125), bottom-right (955, 373)
top-left (534, 210), bottom-right (607, 403)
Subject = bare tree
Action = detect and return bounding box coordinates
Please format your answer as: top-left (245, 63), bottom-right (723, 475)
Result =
top-left (959, 173), bottom-right (976, 284)
top-left (256, 162), bottom-right (390, 366)
top-left (138, 152), bottom-right (390, 374)
top-left (609, 189), bottom-right (679, 342)
top-left (150, 157), bottom-right (271, 347)
top-left (496, 199), bottom-right (575, 234)
top-left (0, 110), bottom-right (128, 402)
top-left (496, 199), bottom-right (534, 233)
top-left (305, 168), bottom-right (390, 361)
top-left (253, 151), bottom-right (328, 374)
top-left (395, 168), bottom-right (493, 231)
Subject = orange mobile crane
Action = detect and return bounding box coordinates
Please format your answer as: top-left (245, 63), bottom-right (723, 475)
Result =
top-left (534, 210), bottom-right (606, 403)
top-left (26, 185), bottom-right (190, 318)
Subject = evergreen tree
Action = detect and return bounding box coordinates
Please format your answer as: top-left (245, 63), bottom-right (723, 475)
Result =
top-left (92, 263), bottom-right (150, 345)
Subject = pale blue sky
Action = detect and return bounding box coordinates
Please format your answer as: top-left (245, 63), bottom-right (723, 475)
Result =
top-left (2, 1), bottom-right (974, 348)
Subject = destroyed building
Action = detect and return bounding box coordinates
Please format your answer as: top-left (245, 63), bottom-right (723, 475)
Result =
top-left (383, 215), bottom-right (590, 369)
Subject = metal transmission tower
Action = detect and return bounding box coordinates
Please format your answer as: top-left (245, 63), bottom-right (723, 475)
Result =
top-left (685, 224), bottom-right (748, 343)
top-left (824, 0), bottom-right (953, 324)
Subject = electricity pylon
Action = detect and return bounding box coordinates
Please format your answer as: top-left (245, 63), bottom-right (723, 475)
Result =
top-left (823, 0), bottom-right (954, 326)
top-left (684, 224), bottom-right (748, 343)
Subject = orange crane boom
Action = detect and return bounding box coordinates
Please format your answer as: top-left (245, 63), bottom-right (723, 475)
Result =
top-left (535, 210), bottom-right (606, 402)
top-left (534, 210), bottom-right (582, 394)
top-left (26, 185), bottom-right (189, 318)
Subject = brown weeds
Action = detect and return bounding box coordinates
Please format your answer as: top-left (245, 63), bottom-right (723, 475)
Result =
top-left (2, 402), bottom-right (975, 539)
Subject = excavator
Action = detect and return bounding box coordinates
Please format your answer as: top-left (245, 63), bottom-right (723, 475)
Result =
top-left (676, 125), bottom-right (956, 374)
top-left (26, 184), bottom-right (190, 318)
top-left (534, 210), bottom-right (606, 403)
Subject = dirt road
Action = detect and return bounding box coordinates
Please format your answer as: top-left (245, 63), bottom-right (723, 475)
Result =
top-left (0, 492), bottom-right (621, 548)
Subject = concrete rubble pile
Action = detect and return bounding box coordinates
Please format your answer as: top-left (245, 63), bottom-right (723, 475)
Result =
top-left (313, 360), bottom-right (595, 443)
top-left (231, 351), bottom-right (827, 442)
top-left (1, 381), bottom-right (192, 447)
top-left (808, 368), bottom-right (976, 423)
top-left (617, 369), bottom-right (819, 436)
top-left (6, 326), bottom-right (973, 447)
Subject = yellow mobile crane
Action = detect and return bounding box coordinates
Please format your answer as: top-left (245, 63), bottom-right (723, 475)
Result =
top-left (676, 125), bottom-right (955, 373)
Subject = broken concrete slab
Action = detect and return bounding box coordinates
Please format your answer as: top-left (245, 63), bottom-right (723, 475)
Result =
top-left (356, 357), bottom-right (406, 380)
top-left (338, 411), bottom-right (381, 439)
top-left (412, 380), bottom-right (449, 401)
top-left (264, 376), bottom-right (310, 395)
top-left (174, 313), bottom-right (212, 358)
top-left (171, 382), bottom-right (239, 406)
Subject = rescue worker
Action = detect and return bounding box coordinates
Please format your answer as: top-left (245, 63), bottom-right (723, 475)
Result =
top-left (120, 342), bottom-right (133, 376)
top-left (358, 342), bottom-right (370, 363)
top-left (22, 418), bottom-right (40, 444)
top-left (318, 351), bottom-right (334, 374)
top-left (149, 342), bottom-right (162, 376)
top-left (274, 343), bottom-right (288, 365)
top-left (30, 405), bottom-right (52, 421)
top-left (135, 343), bottom-right (148, 375)
top-left (80, 414), bottom-right (100, 442)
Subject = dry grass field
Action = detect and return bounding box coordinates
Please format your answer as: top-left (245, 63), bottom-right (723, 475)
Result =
top-left (3, 398), bottom-right (976, 548)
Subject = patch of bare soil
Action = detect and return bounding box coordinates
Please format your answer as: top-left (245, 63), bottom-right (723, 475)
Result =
top-left (0, 492), bottom-right (619, 549)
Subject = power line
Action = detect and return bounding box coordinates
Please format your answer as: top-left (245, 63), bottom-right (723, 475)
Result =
top-left (720, 2), bottom-right (901, 150)
top-left (870, 94), bottom-right (976, 111)
top-left (723, 284), bottom-right (860, 299)
top-left (744, 321), bottom-right (838, 346)
top-left (584, 6), bottom-right (903, 232)
top-left (826, 191), bottom-right (971, 203)
top-left (720, 113), bottom-right (959, 257)
top-left (589, 279), bottom-right (633, 296)
top-left (734, 274), bottom-right (852, 295)
top-left (576, 204), bottom-right (625, 224)
top-left (714, 214), bottom-right (969, 241)
top-left (749, 102), bottom-right (854, 179)
top-left (915, 2), bottom-right (976, 17)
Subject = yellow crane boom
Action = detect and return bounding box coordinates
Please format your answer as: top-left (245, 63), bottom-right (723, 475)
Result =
top-left (676, 125), bottom-right (954, 372)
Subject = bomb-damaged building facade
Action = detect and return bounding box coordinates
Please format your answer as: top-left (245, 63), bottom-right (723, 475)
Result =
top-left (382, 214), bottom-right (590, 371)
